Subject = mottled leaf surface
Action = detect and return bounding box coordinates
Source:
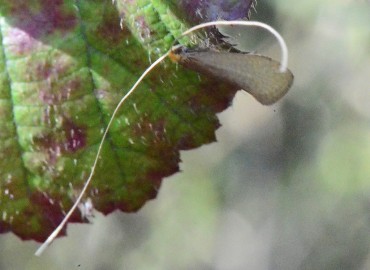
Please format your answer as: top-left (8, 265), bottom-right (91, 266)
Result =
top-left (0, 0), bottom-right (252, 241)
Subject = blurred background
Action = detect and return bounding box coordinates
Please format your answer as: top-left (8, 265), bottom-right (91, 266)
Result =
top-left (1, 0), bottom-right (370, 269)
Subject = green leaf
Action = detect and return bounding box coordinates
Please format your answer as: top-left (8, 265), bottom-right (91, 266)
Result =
top-left (0, 0), bottom-right (243, 241)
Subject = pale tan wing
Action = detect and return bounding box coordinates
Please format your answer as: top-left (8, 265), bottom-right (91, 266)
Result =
top-left (178, 51), bottom-right (294, 105)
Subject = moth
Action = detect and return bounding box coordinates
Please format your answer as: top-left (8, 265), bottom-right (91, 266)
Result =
top-left (35, 20), bottom-right (294, 256)
top-left (169, 46), bottom-right (294, 105)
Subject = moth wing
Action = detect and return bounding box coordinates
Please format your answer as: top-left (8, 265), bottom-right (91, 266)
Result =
top-left (179, 51), bottom-right (294, 105)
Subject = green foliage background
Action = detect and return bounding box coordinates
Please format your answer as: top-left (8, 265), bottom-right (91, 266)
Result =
top-left (1, 0), bottom-right (370, 269)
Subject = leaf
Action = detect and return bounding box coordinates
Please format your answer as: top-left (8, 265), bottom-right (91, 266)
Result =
top-left (0, 0), bottom-right (253, 241)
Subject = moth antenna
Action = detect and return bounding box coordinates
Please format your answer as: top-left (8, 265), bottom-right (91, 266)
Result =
top-left (35, 51), bottom-right (170, 256)
top-left (181, 20), bottom-right (289, 72)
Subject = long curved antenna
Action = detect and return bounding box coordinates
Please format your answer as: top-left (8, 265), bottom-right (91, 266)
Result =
top-left (35, 52), bottom-right (170, 256)
top-left (181, 21), bottom-right (289, 72)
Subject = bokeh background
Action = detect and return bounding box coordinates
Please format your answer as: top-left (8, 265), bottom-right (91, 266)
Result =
top-left (1, 0), bottom-right (370, 269)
